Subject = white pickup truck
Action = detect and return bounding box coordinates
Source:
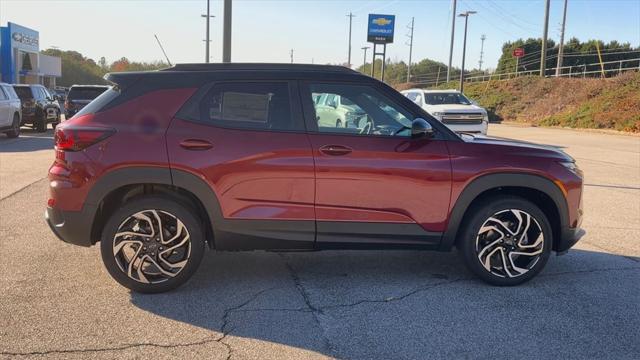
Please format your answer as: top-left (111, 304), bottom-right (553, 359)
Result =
top-left (401, 89), bottom-right (488, 135)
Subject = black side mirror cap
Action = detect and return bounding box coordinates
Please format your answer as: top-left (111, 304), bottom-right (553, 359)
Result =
top-left (411, 118), bottom-right (434, 139)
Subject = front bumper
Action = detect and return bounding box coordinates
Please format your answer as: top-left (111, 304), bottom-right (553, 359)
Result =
top-left (45, 205), bottom-right (96, 247)
top-left (444, 122), bottom-right (488, 135)
top-left (556, 227), bottom-right (585, 254)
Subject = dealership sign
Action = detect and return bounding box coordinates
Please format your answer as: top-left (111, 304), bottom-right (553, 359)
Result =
top-left (12, 32), bottom-right (39, 47)
top-left (8, 22), bottom-right (39, 53)
top-left (367, 14), bottom-right (395, 43)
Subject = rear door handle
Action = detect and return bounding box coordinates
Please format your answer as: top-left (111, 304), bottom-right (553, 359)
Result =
top-left (319, 144), bottom-right (352, 156)
top-left (179, 139), bottom-right (213, 151)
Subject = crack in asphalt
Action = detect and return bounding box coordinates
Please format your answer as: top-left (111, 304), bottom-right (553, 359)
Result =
top-left (2, 260), bottom-right (637, 357)
top-left (278, 253), bottom-right (338, 357)
top-left (0, 288), bottom-right (272, 359)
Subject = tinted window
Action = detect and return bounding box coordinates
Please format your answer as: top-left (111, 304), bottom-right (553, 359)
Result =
top-left (186, 82), bottom-right (300, 131)
top-left (68, 87), bottom-right (109, 100)
top-left (308, 83), bottom-right (413, 137)
top-left (14, 86), bottom-right (33, 99)
top-left (73, 86), bottom-right (120, 118)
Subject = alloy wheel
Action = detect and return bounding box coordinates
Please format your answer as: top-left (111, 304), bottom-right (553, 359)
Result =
top-left (475, 209), bottom-right (544, 278)
top-left (112, 209), bottom-right (191, 284)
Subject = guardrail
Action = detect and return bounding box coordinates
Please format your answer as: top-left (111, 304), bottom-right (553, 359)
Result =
top-left (411, 57), bottom-right (640, 87)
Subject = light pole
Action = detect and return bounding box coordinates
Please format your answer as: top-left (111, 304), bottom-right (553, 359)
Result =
top-left (222, 0), bottom-right (232, 63)
top-left (361, 46), bottom-right (370, 70)
top-left (346, 12), bottom-right (355, 68)
top-left (447, 0), bottom-right (457, 82)
top-left (201, 0), bottom-right (214, 63)
top-left (540, 0), bottom-right (550, 76)
top-left (458, 10), bottom-right (476, 93)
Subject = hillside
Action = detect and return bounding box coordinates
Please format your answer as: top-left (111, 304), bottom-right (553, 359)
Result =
top-left (397, 71), bottom-right (640, 132)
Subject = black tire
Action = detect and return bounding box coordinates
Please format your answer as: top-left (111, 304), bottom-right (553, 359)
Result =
top-left (100, 196), bottom-right (206, 293)
top-left (35, 114), bottom-right (47, 132)
top-left (336, 119), bottom-right (342, 128)
top-left (6, 113), bottom-right (20, 138)
top-left (458, 196), bottom-right (552, 286)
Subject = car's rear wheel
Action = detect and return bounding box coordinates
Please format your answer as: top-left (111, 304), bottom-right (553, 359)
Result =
top-left (458, 196), bottom-right (552, 286)
top-left (6, 113), bottom-right (20, 138)
top-left (100, 196), bottom-right (205, 293)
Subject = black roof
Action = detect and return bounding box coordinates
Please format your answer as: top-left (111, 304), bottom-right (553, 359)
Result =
top-left (161, 63), bottom-right (357, 74)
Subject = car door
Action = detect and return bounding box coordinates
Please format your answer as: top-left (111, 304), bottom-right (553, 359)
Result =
top-left (167, 80), bottom-right (316, 250)
top-left (0, 87), bottom-right (10, 127)
top-left (300, 81), bottom-right (452, 247)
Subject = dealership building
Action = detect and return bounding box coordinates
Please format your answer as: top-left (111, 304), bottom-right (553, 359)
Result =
top-left (0, 22), bottom-right (61, 87)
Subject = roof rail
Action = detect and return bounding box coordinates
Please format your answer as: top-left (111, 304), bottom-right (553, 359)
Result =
top-left (161, 63), bottom-right (357, 73)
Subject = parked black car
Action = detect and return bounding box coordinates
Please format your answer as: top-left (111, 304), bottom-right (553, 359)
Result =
top-left (13, 84), bottom-right (61, 132)
top-left (64, 85), bottom-right (109, 119)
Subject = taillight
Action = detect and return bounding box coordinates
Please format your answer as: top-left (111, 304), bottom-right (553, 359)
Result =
top-left (55, 127), bottom-right (115, 151)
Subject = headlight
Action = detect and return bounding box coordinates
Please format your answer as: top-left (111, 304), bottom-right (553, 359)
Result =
top-left (483, 113), bottom-right (489, 122)
top-left (559, 161), bottom-right (583, 177)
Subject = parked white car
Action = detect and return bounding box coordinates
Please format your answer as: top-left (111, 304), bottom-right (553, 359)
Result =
top-left (0, 83), bottom-right (22, 138)
top-left (401, 89), bottom-right (488, 135)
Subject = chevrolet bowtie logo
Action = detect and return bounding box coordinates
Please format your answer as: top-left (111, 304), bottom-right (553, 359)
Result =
top-left (372, 17), bottom-right (392, 26)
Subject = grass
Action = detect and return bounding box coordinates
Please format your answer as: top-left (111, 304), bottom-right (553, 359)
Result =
top-left (398, 71), bottom-right (640, 132)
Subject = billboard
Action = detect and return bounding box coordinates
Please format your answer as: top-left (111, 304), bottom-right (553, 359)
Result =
top-left (367, 14), bottom-right (395, 44)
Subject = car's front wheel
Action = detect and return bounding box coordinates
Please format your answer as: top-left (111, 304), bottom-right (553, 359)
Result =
top-left (100, 196), bottom-right (205, 293)
top-left (458, 196), bottom-right (552, 286)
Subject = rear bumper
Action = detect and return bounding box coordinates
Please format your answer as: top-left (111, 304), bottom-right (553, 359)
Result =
top-left (556, 227), bottom-right (585, 254)
top-left (45, 205), bottom-right (96, 247)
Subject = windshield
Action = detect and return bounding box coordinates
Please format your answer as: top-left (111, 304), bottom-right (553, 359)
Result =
top-left (68, 87), bottom-right (108, 100)
top-left (424, 92), bottom-right (471, 105)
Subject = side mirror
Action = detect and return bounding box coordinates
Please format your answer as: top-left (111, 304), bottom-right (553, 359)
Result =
top-left (411, 118), bottom-right (434, 139)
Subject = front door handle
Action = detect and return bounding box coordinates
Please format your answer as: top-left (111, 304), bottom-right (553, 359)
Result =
top-left (319, 144), bottom-right (352, 156)
top-left (179, 139), bottom-right (213, 151)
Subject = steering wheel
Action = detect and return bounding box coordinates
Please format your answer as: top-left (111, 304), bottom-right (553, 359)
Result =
top-left (359, 120), bottom-right (372, 135)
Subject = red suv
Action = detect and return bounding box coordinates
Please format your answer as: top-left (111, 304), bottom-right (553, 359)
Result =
top-left (46, 64), bottom-right (584, 293)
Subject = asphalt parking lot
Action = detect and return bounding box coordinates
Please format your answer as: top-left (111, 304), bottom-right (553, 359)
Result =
top-left (1, 124), bottom-right (639, 359)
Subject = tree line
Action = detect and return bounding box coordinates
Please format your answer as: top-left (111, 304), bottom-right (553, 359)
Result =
top-left (40, 49), bottom-right (169, 87)
top-left (356, 38), bottom-right (639, 86)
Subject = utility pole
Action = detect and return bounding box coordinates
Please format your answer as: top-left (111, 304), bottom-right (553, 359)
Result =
top-left (201, 0), bottom-right (214, 63)
top-left (222, 0), bottom-right (232, 63)
top-left (540, 0), bottom-right (550, 76)
top-left (458, 10), bottom-right (476, 93)
top-left (361, 46), bottom-right (370, 70)
top-left (555, 0), bottom-right (568, 76)
top-left (290, 49), bottom-right (294, 64)
top-left (478, 34), bottom-right (486, 72)
top-left (406, 17), bottom-right (415, 83)
top-left (347, 12), bottom-right (355, 68)
top-left (447, 0), bottom-right (457, 82)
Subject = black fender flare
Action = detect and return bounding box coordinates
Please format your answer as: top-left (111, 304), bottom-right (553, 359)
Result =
top-left (85, 166), bottom-right (224, 245)
top-left (439, 173), bottom-right (569, 251)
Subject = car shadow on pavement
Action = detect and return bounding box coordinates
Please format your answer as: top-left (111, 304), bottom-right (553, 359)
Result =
top-left (0, 128), bottom-right (54, 152)
top-left (130, 248), bottom-right (639, 358)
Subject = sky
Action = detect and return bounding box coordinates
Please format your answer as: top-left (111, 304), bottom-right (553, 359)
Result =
top-left (0, 0), bottom-right (639, 71)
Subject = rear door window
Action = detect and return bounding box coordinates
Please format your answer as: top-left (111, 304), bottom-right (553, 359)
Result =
top-left (0, 87), bottom-right (7, 100)
top-left (180, 82), bottom-right (302, 132)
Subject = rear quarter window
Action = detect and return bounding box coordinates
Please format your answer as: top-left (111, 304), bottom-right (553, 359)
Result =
top-left (73, 87), bottom-right (119, 117)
